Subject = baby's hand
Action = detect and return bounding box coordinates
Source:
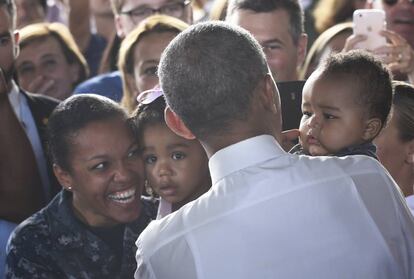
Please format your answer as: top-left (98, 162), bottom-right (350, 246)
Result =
top-left (281, 129), bottom-right (300, 152)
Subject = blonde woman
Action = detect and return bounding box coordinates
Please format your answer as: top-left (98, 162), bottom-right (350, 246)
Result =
top-left (118, 15), bottom-right (189, 112)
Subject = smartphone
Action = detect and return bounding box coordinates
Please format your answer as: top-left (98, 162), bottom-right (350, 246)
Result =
top-left (353, 9), bottom-right (386, 51)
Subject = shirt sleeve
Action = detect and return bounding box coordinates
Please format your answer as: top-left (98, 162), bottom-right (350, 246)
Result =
top-left (376, 162), bottom-right (414, 278)
top-left (135, 238), bottom-right (157, 279)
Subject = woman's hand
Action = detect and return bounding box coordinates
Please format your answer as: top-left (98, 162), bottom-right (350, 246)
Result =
top-left (343, 29), bottom-right (414, 83)
top-left (373, 30), bottom-right (414, 81)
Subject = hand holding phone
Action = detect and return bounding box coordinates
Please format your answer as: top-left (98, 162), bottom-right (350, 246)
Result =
top-left (353, 9), bottom-right (387, 51)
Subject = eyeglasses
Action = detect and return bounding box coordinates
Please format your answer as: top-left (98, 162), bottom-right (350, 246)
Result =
top-left (137, 86), bottom-right (164, 104)
top-left (383, 0), bottom-right (414, 6)
top-left (120, 1), bottom-right (191, 24)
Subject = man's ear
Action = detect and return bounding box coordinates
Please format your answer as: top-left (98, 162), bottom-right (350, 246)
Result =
top-left (296, 33), bottom-right (308, 68)
top-left (164, 106), bottom-right (196, 140)
top-left (53, 164), bottom-right (73, 191)
top-left (362, 118), bottom-right (382, 141)
top-left (259, 73), bottom-right (279, 114)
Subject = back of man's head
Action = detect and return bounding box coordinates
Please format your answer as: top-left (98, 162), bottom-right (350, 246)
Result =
top-left (0, 0), bottom-right (16, 29)
top-left (227, 0), bottom-right (304, 44)
top-left (158, 21), bottom-right (268, 140)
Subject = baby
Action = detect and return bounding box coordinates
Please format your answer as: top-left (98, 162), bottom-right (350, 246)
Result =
top-left (291, 50), bottom-right (393, 158)
top-left (130, 87), bottom-right (211, 219)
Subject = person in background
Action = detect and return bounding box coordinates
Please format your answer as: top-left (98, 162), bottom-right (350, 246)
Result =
top-left (66, 0), bottom-right (108, 77)
top-left (16, 22), bottom-right (88, 100)
top-left (300, 22), bottom-right (352, 79)
top-left (15, 0), bottom-right (47, 28)
top-left (6, 94), bottom-right (157, 278)
top-left (291, 50), bottom-right (392, 158)
top-left (209, 0), bottom-right (228, 20)
top-left (130, 88), bottom-right (210, 219)
top-left (118, 15), bottom-right (189, 112)
top-left (0, 0), bottom-right (60, 275)
top-left (74, 0), bottom-right (193, 101)
top-left (192, 0), bottom-right (215, 21)
top-left (226, 0), bottom-right (307, 82)
top-left (375, 81), bottom-right (414, 214)
top-left (135, 21), bottom-right (414, 279)
top-left (14, 0), bottom-right (107, 77)
top-left (345, 0), bottom-right (414, 83)
top-left (90, 0), bottom-right (116, 43)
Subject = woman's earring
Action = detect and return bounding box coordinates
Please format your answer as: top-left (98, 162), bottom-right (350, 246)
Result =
top-left (67, 186), bottom-right (72, 191)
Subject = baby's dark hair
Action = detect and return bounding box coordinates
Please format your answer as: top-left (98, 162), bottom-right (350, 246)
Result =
top-left (129, 97), bottom-right (167, 139)
top-left (319, 50), bottom-right (392, 128)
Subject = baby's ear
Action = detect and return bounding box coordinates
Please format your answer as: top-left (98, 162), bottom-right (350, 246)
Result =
top-left (363, 118), bottom-right (382, 141)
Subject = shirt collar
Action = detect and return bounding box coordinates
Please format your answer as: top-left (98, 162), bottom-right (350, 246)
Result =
top-left (208, 135), bottom-right (286, 185)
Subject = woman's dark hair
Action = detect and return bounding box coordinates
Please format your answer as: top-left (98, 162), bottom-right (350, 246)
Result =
top-left (129, 97), bottom-right (166, 140)
top-left (47, 94), bottom-right (128, 171)
top-left (392, 81), bottom-right (414, 142)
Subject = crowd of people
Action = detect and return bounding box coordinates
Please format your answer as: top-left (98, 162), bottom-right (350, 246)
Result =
top-left (1, 0), bottom-right (414, 278)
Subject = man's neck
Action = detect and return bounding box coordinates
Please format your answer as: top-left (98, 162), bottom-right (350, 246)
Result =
top-left (200, 128), bottom-right (275, 159)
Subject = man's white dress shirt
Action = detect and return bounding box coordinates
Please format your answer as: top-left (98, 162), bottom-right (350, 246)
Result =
top-left (135, 135), bottom-right (414, 279)
top-left (406, 195), bottom-right (414, 216)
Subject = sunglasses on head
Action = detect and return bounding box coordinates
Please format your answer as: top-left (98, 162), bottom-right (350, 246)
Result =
top-left (383, 0), bottom-right (414, 5)
top-left (136, 86), bottom-right (164, 105)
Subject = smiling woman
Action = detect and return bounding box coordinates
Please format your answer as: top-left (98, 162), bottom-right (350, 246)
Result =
top-left (5, 94), bottom-right (157, 278)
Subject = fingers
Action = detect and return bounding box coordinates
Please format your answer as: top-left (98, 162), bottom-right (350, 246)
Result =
top-left (380, 30), bottom-right (405, 46)
top-left (25, 76), bottom-right (55, 95)
top-left (374, 31), bottom-right (414, 75)
top-left (281, 129), bottom-right (300, 152)
top-left (373, 45), bottom-right (405, 64)
top-left (342, 34), bottom-right (368, 52)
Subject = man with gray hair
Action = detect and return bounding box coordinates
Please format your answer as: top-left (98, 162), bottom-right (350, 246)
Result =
top-left (226, 0), bottom-right (307, 81)
top-left (135, 21), bottom-right (414, 279)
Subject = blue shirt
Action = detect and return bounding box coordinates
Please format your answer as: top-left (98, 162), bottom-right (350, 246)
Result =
top-left (74, 71), bottom-right (123, 102)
